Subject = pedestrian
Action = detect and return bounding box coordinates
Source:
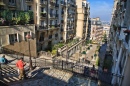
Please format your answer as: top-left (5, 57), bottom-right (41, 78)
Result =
top-left (0, 55), bottom-right (8, 64)
top-left (16, 57), bottom-right (26, 80)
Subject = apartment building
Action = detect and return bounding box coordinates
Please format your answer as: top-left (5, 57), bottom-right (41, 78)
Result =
top-left (36, 0), bottom-right (61, 51)
top-left (62, 0), bottom-right (76, 43)
top-left (0, 0), bottom-right (37, 57)
top-left (102, 22), bottom-right (110, 39)
top-left (90, 17), bottom-right (103, 43)
top-left (109, 0), bottom-right (130, 86)
top-left (25, 0), bottom-right (76, 50)
top-left (103, 25), bottom-right (110, 38)
top-left (76, 0), bottom-right (90, 40)
top-left (86, 18), bottom-right (91, 40)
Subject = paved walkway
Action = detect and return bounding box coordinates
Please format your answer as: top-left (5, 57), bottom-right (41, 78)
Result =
top-left (0, 54), bottom-right (98, 86)
top-left (9, 68), bottom-right (97, 86)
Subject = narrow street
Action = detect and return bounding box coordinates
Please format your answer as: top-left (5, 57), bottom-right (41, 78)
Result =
top-left (98, 43), bottom-right (107, 70)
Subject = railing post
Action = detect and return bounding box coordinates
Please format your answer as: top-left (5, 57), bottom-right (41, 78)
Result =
top-left (62, 60), bottom-right (63, 70)
top-left (45, 59), bottom-right (46, 66)
top-left (0, 63), bottom-right (2, 77)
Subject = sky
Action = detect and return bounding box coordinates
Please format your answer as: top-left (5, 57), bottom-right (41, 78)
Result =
top-left (87, 0), bottom-right (113, 22)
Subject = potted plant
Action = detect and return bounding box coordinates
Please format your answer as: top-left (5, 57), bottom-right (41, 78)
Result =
top-left (12, 17), bottom-right (20, 25)
top-left (41, 11), bottom-right (46, 17)
top-left (87, 47), bottom-right (90, 50)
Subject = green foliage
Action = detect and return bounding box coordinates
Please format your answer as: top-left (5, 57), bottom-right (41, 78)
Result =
top-left (6, 10), bottom-right (12, 22)
top-left (52, 49), bottom-right (57, 55)
top-left (28, 11), bottom-right (33, 19)
top-left (12, 17), bottom-right (21, 24)
top-left (87, 47), bottom-right (90, 50)
top-left (86, 40), bottom-right (92, 45)
top-left (82, 51), bottom-right (86, 54)
top-left (0, 10), bottom-right (32, 25)
top-left (52, 42), bottom-right (64, 50)
top-left (95, 58), bottom-right (99, 66)
top-left (94, 53), bottom-right (97, 57)
top-left (19, 11), bottom-right (30, 24)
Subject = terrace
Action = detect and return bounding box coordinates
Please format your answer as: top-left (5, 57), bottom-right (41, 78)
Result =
top-left (0, 9), bottom-right (34, 26)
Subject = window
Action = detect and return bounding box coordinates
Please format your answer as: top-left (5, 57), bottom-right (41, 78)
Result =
top-left (41, 7), bottom-right (45, 12)
top-left (27, 5), bottom-right (32, 11)
top-left (50, 9), bottom-right (53, 14)
top-left (82, 2), bottom-right (85, 7)
top-left (9, 34), bottom-right (17, 44)
top-left (50, 20), bottom-right (52, 25)
top-left (55, 33), bottom-right (58, 37)
top-left (9, 0), bottom-right (15, 3)
top-left (39, 32), bottom-right (44, 42)
top-left (24, 32), bottom-right (30, 41)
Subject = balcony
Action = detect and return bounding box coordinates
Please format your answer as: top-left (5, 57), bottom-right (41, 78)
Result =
top-left (50, 14), bottom-right (55, 18)
top-left (8, 3), bottom-right (16, 8)
top-left (0, 9), bottom-right (34, 26)
top-left (38, 26), bottom-right (47, 31)
top-left (55, 4), bottom-right (59, 8)
top-left (40, 12), bottom-right (46, 18)
top-left (61, 1), bottom-right (66, 5)
top-left (55, 24), bottom-right (60, 28)
top-left (49, 25), bottom-right (55, 29)
top-left (40, 0), bottom-right (47, 5)
top-left (50, 0), bottom-right (56, 6)
top-left (71, 4), bottom-right (75, 7)
top-left (26, 0), bottom-right (33, 3)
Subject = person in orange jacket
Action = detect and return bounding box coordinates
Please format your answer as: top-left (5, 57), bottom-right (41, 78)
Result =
top-left (16, 57), bottom-right (26, 80)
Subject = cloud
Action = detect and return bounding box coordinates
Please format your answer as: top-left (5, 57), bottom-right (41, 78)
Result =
top-left (89, 0), bottom-right (113, 21)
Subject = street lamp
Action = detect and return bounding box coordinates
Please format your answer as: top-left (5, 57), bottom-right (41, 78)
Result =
top-left (26, 33), bottom-right (33, 70)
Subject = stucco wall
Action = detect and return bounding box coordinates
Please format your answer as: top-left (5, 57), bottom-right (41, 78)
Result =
top-left (121, 56), bottom-right (130, 86)
top-left (0, 25), bottom-right (37, 57)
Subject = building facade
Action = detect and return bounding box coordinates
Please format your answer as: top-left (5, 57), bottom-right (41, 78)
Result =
top-left (90, 17), bottom-right (103, 43)
top-left (0, 0), bottom-right (37, 57)
top-left (76, 0), bottom-right (90, 40)
top-left (102, 22), bottom-right (110, 39)
top-left (109, 0), bottom-right (130, 86)
top-left (0, 0), bottom-right (90, 56)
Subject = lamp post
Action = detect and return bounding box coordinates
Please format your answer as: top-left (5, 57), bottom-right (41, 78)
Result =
top-left (26, 33), bottom-right (33, 70)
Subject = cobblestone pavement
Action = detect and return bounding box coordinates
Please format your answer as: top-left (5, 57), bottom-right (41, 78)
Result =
top-left (9, 68), bottom-right (97, 86)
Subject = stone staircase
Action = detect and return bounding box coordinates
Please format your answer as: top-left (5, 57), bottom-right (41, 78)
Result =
top-left (0, 64), bottom-right (19, 85)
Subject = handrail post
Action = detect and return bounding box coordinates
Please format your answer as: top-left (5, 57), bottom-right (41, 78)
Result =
top-left (0, 63), bottom-right (2, 77)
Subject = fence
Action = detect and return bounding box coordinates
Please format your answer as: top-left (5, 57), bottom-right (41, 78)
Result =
top-left (52, 59), bottom-right (123, 85)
